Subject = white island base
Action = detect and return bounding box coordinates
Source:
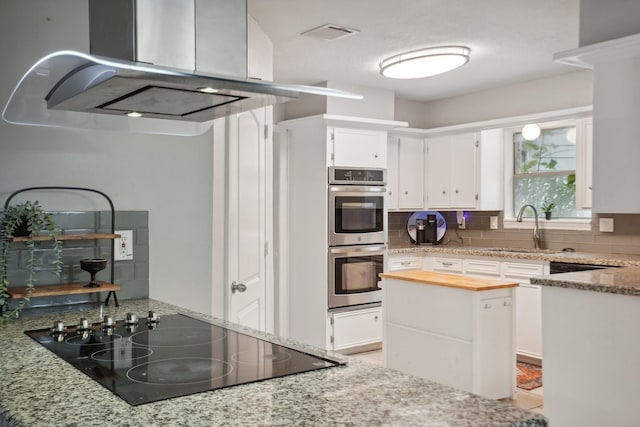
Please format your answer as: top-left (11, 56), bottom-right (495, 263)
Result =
top-left (542, 285), bottom-right (640, 427)
top-left (380, 271), bottom-right (517, 400)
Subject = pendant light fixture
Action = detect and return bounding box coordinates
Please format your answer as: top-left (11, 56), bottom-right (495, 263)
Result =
top-left (522, 124), bottom-right (542, 141)
top-left (379, 46), bottom-right (471, 79)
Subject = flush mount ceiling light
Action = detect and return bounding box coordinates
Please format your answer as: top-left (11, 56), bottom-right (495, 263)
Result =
top-left (522, 123), bottom-right (542, 140)
top-left (379, 46), bottom-right (471, 79)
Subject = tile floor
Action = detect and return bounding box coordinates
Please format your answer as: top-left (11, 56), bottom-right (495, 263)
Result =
top-left (350, 350), bottom-right (544, 415)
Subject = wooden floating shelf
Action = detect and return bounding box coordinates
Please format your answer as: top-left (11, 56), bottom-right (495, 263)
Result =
top-left (11, 233), bottom-right (121, 242)
top-left (7, 282), bottom-right (121, 299)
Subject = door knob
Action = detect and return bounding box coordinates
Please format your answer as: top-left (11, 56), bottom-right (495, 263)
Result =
top-left (231, 281), bottom-right (247, 293)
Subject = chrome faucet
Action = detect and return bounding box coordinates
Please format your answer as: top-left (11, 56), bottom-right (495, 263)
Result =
top-left (516, 204), bottom-right (542, 249)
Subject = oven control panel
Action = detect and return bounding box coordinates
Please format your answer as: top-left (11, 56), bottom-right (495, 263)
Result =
top-left (329, 167), bottom-right (386, 185)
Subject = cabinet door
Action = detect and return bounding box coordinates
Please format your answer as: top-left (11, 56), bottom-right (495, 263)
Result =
top-left (397, 136), bottom-right (424, 209)
top-left (332, 307), bottom-right (382, 351)
top-left (450, 133), bottom-right (478, 208)
top-left (386, 136), bottom-right (399, 210)
top-left (515, 283), bottom-right (542, 358)
top-left (426, 136), bottom-right (452, 208)
top-left (476, 296), bottom-right (513, 399)
top-left (331, 127), bottom-right (387, 168)
top-left (576, 118), bottom-right (593, 209)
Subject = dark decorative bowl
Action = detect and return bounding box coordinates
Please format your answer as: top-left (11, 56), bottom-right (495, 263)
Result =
top-left (80, 258), bottom-right (107, 288)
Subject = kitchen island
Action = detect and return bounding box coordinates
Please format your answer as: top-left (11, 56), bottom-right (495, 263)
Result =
top-left (380, 271), bottom-right (518, 401)
top-left (531, 267), bottom-right (640, 427)
top-left (0, 298), bottom-right (545, 426)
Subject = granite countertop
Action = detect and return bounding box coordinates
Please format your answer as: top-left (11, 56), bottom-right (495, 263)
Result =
top-left (380, 270), bottom-right (518, 291)
top-left (531, 266), bottom-right (640, 296)
top-left (387, 245), bottom-right (640, 267)
top-left (0, 299), bottom-right (546, 427)
top-left (389, 245), bottom-right (640, 297)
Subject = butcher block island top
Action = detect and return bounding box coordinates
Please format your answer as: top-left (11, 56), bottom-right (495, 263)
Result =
top-left (380, 270), bottom-right (519, 291)
top-left (0, 299), bottom-right (545, 426)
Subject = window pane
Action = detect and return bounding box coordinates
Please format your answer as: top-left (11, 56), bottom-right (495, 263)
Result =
top-left (514, 175), bottom-right (590, 218)
top-left (514, 127), bottom-right (576, 174)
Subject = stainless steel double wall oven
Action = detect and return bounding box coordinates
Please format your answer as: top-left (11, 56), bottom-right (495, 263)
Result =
top-left (328, 167), bottom-right (386, 309)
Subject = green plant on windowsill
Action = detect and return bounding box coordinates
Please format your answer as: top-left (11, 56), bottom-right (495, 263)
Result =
top-left (0, 201), bottom-right (63, 321)
top-left (541, 199), bottom-right (555, 220)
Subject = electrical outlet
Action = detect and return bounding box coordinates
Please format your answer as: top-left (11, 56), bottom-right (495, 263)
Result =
top-left (490, 216), bottom-right (498, 230)
top-left (456, 211), bottom-right (466, 229)
top-left (114, 230), bottom-right (134, 260)
top-left (599, 218), bottom-right (614, 233)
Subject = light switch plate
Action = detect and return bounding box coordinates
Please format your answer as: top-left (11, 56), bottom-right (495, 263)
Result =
top-left (599, 218), bottom-right (614, 233)
top-left (490, 216), bottom-right (498, 230)
top-left (114, 230), bottom-right (134, 260)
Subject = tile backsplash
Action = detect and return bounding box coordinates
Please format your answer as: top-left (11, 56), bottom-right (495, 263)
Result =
top-left (389, 211), bottom-right (640, 255)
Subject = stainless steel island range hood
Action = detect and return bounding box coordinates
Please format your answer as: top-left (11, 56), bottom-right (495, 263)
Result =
top-left (2, 0), bottom-right (361, 136)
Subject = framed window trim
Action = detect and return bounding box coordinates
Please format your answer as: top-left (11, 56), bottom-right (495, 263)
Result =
top-left (503, 117), bottom-right (592, 231)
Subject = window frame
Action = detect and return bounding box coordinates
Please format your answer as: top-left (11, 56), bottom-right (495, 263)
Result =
top-left (503, 118), bottom-right (592, 231)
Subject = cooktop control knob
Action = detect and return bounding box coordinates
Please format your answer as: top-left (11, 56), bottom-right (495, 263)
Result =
top-left (124, 312), bottom-right (138, 325)
top-left (78, 317), bottom-right (90, 330)
top-left (147, 311), bottom-right (160, 324)
top-left (51, 321), bottom-right (66, 333)
top-left (102, 315), bottom-right (115, 328)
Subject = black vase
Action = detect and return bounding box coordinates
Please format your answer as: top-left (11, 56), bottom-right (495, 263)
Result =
top-left (544, 212), bottom-right (552, 220)
top-left (13, 217), bottom-right (30, 237)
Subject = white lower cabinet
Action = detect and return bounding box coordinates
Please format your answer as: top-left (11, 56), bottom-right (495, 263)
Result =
top-left (423, 256), bottom-right (548, 361)
top-left (384, 279), bottom-right (515, 399)
top-left (503, 262), bottom-right (545, 360)
top-left (462, 259), bottom-right (500, 279)
top-left (330, 307), bottom-right (382, 353)
top-left (426, 256), bottom-right (463, 273)
top-left (387, 255), bottom-right (422, 271)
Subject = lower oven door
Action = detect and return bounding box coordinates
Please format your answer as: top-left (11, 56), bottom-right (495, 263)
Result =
top-left (329, 244), bottom-right (385, 309)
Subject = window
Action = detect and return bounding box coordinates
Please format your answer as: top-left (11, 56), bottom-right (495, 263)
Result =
top-left (513, 124), bottom-right (591, 219)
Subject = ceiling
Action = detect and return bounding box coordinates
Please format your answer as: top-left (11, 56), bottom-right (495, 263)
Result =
top-left (248, 0), bottom-right (581, 102)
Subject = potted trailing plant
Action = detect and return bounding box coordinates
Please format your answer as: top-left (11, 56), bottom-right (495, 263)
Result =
top-left (0, 201), bottom-right (63, 320)
top-left (541, 199), bottom-right (555, 220)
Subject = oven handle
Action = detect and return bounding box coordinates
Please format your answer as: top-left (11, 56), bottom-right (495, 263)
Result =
top-left (329, 245), bottom-right (387, 256)
top-left (329, 185), bottom-right (387, 193)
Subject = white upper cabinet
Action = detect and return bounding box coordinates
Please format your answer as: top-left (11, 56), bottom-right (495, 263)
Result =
top-left (330, 127), bottom-right (387, 168)
top-left (426, 133), bottom-right (478, 209)
top-left (576, 117), bottom-right (593, 209)
top-left (425, 129), bottom-right (503, 210)
top-left (387, 134), bottom-right (425, 210)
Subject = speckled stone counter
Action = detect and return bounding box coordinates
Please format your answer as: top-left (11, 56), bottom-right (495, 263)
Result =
top-left (530, 266), bottom-right (640, 296)
top-left (0, 299), bottom-right (546, 426)
top-left (388, 245), bottom-right (640, 267)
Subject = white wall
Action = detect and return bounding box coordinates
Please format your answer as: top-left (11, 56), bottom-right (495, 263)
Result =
top-left (282, 81), bottom-right (395, 121)
top-left (0, 0), bottom-right (215, 314)
top-left (579, 0), bottom-right (640, 46)
top-left (420, 70), bottom-right (593, 128)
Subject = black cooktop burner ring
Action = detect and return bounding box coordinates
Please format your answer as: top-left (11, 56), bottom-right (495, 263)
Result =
top-left (128, 327), bottom-right (227, 348)
top-left (125, 357), bottom-right (234, 386)
top-left (91, 346), bottom-right (154, 363)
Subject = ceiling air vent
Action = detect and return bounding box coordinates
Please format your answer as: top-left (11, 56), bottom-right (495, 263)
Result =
top-left (302, 24), bottom-right (359, 41)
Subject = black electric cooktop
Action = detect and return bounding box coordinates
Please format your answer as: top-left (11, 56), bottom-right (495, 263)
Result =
top-left (25, 313), bottom-right (343, 406)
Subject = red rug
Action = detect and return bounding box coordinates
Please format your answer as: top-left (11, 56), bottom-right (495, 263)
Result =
top-left (517, 362), bottom-right (542, 390)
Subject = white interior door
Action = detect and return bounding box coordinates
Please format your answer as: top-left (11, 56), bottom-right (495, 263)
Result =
top-left (227, 108), bottom-right (269, 331)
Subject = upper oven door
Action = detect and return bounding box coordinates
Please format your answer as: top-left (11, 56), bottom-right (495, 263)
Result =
top-left (328, 185), bottom-right (386, 246)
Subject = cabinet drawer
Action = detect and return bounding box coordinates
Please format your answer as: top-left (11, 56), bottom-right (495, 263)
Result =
top-left (332, 307), bottom-right (382, 351)
top-left (463, 259), bottom-right (500, 277)
top-left (389, 257), bottom-right (422, 271)
top-left (432, 257), bottom-right (463, 273)
top-left (502, 262), bottom-right (544, 279)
